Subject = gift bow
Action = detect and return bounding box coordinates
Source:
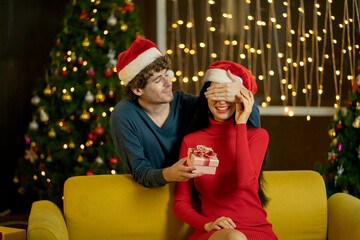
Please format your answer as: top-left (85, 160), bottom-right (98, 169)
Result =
top-left (192, 145), bottom-right (217, 158)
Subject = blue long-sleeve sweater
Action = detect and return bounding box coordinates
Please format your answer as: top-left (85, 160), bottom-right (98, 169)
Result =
top-left (110, 91), bottom-right (197, 187)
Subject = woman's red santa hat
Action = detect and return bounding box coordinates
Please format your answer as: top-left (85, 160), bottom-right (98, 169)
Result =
top-left (116, 38), bottom-right (163, 85)
top-left (204, 60), bottom-right (257, 94)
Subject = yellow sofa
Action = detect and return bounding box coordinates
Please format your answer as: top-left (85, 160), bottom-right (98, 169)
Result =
top-left (27, 170), bottom-right (360, 240)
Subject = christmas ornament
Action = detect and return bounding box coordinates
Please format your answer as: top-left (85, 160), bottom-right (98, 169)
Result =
top-left (13, 176), bottom-right (19, 184)
top-left (95, 90), bottom-right (105, 102)
top-left (93, 23), bottom-right (99, 32)
top-left (24, 149), bottom-right (38, 163)
top-left (86, 169), bottom-right (94, 175)
top-left (88, 68), bottom-right (95, 76)
top-left (80, 110), bottom-right (90, 121)
top-left (121, 23), bottom-right (128, 31)
top-left (56, 39), bottom-right (61, 46)
top-left (46, 154), bottom-right (53, 163)
top-left (356, 102), bottom-right (360, 110)
top-left (48, 128), bottom-right (56, 138)
top-left (335, 122), bottom-right (342, 131)
top-left (43, 85), bottom-right (52, 97)
top-left (95, 156), bottom-right (104, 164)
top-left (85, 91), bottom-right (95, 103)
top-left (328, 128), bottom-right (336, 138)
top-left (88, 132), bottom-right (98, 141)
top-left (78, 57), bottom-right (84, 65)
top-left (82, 37), bottom-right (90, 47)
top-left (109, 156), bottom-right (118, 165)
top-left (39, 108), bottom-right (49, 122)
top-left (107, 12), bottom-right (117, 26)
top-left (94, 125), bottom-right (105, 137)
top-left (80, 10), bottom-right (89, 20)
top-left (95, 35), bottom-right (104, 46)
top-left (107, 48), bottom-right (117, 68)
top-left (104, 68), bottom-right (113, 78)
top-left (338, 143), bottom-right (342, 151)
top-left (29, 119), bottom-right (39, 131)
top-left (31, 95), bottom-right (41, 106)
top-left (69, 141), bottom-right (76, 149)
top-left (353, 116), bottom-right (360, 128)
top-left (331, 137), bottom-right (338, 146)
top-left (61, 68), bottom-right (68, 76)
top-left (62, 91), bottom-right (72, 102)
top-left (108, 90), bottom-right (114, 99)
top-left (77, 155), bottom-right (83, 163)
top-left (328, 151), bottom-right (337, 162)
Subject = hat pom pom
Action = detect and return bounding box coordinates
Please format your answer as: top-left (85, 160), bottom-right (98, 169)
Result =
top-left (167, 69), bottom-right (174, 79)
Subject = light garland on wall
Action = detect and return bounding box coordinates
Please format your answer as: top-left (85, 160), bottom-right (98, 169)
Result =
top-left (167, 0), bottom-right (360, 119)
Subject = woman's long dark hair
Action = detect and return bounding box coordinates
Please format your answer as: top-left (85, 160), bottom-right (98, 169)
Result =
top-left (187, 81), bottom-right (270, 207)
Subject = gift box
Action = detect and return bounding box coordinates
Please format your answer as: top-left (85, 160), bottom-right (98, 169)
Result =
top-left (0, 226), bottom-right (26, 240)
top-left (187, 145), bottom-right (219, 175)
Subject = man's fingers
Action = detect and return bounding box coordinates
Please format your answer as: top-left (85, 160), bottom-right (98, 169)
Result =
top-left (177, 157), bottom-right (187, 165)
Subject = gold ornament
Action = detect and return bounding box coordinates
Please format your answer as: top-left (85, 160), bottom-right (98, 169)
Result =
top-left (80, 110), bottom-right (90, 121)
top-left (77, 155), bottom-right (83, 163)
top-left (328, 128), bottom-right (336, 138)
top-left (356, 102), bottom-right (360, 110)
top-left (13, 176), bottom-right (19, 183)
top-left (331, 137), bottom-right (338, 146)
top-left (121, 24), bottom-right (128, 31)
top-left (43, 85), bottom-right (52, 96)
top-left (48, 128), bottom-right (56, 138)
top-left (69, 141), bottom-right (76, 149)
top-left (82, 37), bottom-right (90, 47)
top-left (39, 107), bottom-right (49, 122)
top-left (62, 92), bottom-right (72, 102)
top-left (95, 90), bottom-right (106, 103)
top-left (353, 116), bottom-right (360, 128)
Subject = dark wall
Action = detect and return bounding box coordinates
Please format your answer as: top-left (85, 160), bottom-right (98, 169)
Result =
top-left (0, 0), bottom-right (331, 213)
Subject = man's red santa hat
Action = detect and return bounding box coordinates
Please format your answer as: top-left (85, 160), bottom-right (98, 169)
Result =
top-left (116, 38), bottom-right (163, 85)
top-left (204, 60), bottom-right (257, 94)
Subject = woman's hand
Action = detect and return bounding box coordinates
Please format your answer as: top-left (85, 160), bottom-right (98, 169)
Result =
top-left (204, 216), bottom-right (236, 232)
top-left (205, 70), bottom-right (247, 103)
top-left (235, 89), bottom-right (254, 125)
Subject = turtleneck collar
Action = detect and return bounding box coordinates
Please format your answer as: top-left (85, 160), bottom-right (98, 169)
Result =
top-left (203, 117), bottom-right (236, 135)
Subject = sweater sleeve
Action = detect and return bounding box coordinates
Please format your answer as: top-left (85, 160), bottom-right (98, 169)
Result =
top-left (110, 110), bottom-right (167, 187)
top-left (173, 140), bottom-right (212, 230)
top-left (234, 124), bottom-right (269, 188)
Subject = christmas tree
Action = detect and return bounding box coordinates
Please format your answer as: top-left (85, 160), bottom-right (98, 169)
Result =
top-left (316, 60), bottom-right (360, 198)
top-left (16, 0), bottom-right (142, 207)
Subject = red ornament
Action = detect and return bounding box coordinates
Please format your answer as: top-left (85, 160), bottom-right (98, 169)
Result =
top-left (335, 123), bottom-right (342, 131)
top-left (94, 125), bottom-right (105, 137)
top-left (104, 69), bottom-right (113, 78)
top-left (32, 146), bottom-right (39, 153)
top-left (78, 57), bottom-right (84, 65)
top-left (109, 156), bottom-right (118, 165)
top-left (95, 36), bottom-right (104, 46)
top-left (88, 132), bottom-right (98, 141)
top-left (108, 90), bottom-right (115, 99)
top-left (56, 39), bottom-right (60, 46)
top-left (122, 4), bottom-right (134, 12)
top-left (86, 169), bottom-right (94, 175)
top-left (331, 155), bottom-right (337, 162)
top-left (348, 101), bottom-right (353, 106)
top-left (80, 10), bottom-right (89, 20)
top-left (61, 70), bottom-right (68, 76)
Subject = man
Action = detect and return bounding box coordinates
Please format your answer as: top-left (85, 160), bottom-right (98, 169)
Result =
top-left (110, 38), bottom-right (260, 187)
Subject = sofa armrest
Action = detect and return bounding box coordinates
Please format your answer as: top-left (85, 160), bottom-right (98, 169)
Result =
top-left (327, 193), bottom-right (360, 240)
top-left (27, 200), bottom-right (69, 240)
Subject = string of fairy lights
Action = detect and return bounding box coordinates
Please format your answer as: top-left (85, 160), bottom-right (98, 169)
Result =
top-left (166, 0), bottom-right (360, 120)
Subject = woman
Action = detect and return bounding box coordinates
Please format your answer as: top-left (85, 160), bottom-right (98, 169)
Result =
top-left (173, 61), bottom-right (277, 240)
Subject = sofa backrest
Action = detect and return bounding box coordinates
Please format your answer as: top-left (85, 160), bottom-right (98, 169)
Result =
top-left (263, 170), bottom-right (327, 240)
top-left (63, 170), bottom-right (327, 240)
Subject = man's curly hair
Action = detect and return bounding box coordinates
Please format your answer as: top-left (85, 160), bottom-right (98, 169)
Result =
top-left (122, 55), bottom-right (171, 100)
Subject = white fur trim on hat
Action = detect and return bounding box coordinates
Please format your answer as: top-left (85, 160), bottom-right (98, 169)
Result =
top-left (204, 69), bottom-right (243, 84)
top-left (118, 47), bottom-right (162, 85)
